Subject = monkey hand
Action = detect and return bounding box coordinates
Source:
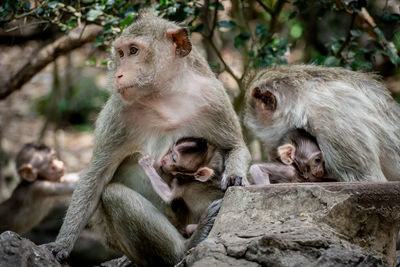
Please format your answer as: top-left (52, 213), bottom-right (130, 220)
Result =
top-left (138, 155), bottom-right (155, 168)
top-left (40, 241), bottom-right (70, 263)
top-left (221, 174), bottom-right (249, 190)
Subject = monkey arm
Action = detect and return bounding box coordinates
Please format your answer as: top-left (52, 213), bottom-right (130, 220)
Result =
top-left (250, 162), bottom-right (298, 184)
top-left (203, 95), bottom-right (251, 190)
top-left (32, 180), bottom-right (77, 196)
top-left (139, 161), bottom-right (174, 203)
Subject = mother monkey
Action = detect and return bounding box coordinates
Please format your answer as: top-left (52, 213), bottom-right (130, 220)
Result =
top-left (43, 11), bottom-right (250, 266)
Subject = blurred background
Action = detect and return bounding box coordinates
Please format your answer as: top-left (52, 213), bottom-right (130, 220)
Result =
top-left (0, 0), bottom-right (399, 265)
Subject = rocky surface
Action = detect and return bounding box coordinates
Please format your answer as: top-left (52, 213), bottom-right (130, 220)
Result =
top-left (180, 182), bottom-right (400, 267)
top-left (0, 231), bottom-right (67, 267)
top-left (1, 182), bottom-right (399, 267)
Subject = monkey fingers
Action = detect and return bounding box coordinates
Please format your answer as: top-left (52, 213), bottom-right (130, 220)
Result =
top-left (224, 175), bottom-right (244, 189)
top-left (138, 155), bottom-right (154, 168)
top-left (40, 242), bottom-right (69, 263)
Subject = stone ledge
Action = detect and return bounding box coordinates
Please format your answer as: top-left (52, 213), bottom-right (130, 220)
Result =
top-left (181, 182), bottom-right (400, 267)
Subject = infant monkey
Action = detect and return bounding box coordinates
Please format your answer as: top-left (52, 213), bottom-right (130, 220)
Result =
top-left (0, 142), bottom-right (78, 234)
top-left (250, 129), bottom-right (337, 184)
top-left (139, 137), bottom-right (224, 237)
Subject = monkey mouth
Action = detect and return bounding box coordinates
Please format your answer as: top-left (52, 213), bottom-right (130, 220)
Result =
top-left (117, 86), bottom-right (134, 95)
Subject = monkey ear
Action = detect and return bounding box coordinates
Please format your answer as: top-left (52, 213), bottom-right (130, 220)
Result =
top-left (18, 164), bottom-right (38, 182)
top-left (194, 167), bottom-right (214, 182)
top-left (278, 144), bottom-right (295, 165)
top-left (252, 87), bottom-right (277, 111)
top-left (167, 28), bottom-right (192, 57)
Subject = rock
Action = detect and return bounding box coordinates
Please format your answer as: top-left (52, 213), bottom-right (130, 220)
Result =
top-left (97, 255), bottom-right (135, 267)
top-left (0, 231), bottom-right (67, 267)
top-left (180, 182), bottom-right (400, 267)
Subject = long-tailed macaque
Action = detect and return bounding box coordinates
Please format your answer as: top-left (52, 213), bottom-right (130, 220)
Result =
top-left (0, 142), bottom-right (78, 234)
top-left (244, 65), bottom-right (400, 182)
top-left (139, 137), bottom-right (224, 237)
top-left (250, 129), bottom-right (337, 184)
top-left (43, 11), bottom-right (250, 266)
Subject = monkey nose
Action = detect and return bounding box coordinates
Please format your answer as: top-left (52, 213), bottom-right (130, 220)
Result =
top-left (116, 74), bottom-right (123, 79)
top-left (53, 159), bottom-right (65, 170)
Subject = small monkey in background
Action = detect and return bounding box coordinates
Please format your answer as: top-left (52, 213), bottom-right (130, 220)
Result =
top-left (0, 142), bottom-right (78, 234)
top-left (245, 65), bottom-right (400, 182)
top-left (250, 129), bottom-right (337, 184)
top-left (139, 137), bottom-right (224, 237)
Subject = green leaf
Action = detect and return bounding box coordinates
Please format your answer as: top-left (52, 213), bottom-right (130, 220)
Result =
top-left (234, 32), bottom-right (250, 49)
top-left (289, 11), bottom-right (297, 20)
top-left (350, 29), bottom-right (362, 37)
top-left (290, 23), bottom-right (302, 39)
top-left (217, 20), bottom-right (236, 28)
top-left (48, 1), bottom-right (58, 9)
top-left (324, 56), bottom-right (340, 66)
top-left (209, 61), bottom-right (221, 72)
top-left (191, 23), bottom-right (204, 33)
top-left (393, 31), bottom-right (400, 51)
top-left (22, 2), bottom-right (30, 10)
top-left (255, 24), bottom-right (267, 36)
top-left (120, 15), bottom-right (134, 29)
top-left (87, 9), bottom-right (103, 21)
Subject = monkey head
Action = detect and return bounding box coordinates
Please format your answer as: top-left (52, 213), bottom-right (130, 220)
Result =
top-left (278, 143), bottom-right (325, 181)
top-left (110, 11), bottom-right (192, 101)
top-left (160, 138), bottom-right (215, 182)
top-left (16, 143), bottom-right (65, 182)
top-left (243, 68), bottom-right (303, 151)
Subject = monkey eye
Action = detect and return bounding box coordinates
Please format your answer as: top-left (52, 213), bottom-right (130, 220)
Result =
top-left (130, 46), bottom-right (139, 55)
top-left (118, 49), bottom-right (124, 58)
top-left (314, 157), bottom-right (321, 163)
top-left (172, 153), bottom-right (177, 163)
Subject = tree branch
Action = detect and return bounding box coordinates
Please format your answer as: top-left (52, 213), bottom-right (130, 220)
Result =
top-left (336, 13), bottom-right (356, 57)
top-left (0, 24), bottom-right (102, 100)
top-left (204, 37), bottom-right (241, 86)
top-left (255, 0), bottom-right (273, 14)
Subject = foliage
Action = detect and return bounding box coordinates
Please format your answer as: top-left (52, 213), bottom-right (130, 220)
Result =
top-left (35, 69), bottom-right (109, 130)
top-left (1, 0), bottom-right (399, 112)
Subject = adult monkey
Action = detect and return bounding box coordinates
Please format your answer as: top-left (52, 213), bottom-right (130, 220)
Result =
top-left (244, 65), bottom-right (400, 182)
top-left (43, 11), bottom-right (251, 265)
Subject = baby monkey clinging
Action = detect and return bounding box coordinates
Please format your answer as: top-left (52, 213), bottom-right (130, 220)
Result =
top-left (250, 129), bottom-right (337, 184)
top-left (139, 137), bottom-right (224, 237)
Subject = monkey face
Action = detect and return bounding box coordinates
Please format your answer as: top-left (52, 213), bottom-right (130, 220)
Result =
top-left (37, 149), bottom-right (65, 181)
top-left (160, 139), bottom-right (208, 175)
top-left (294, 152), bottom-right (325, 181)
top-left (308, 152), bottom-right (325, 178)
top-left (113, 38), bottom-right (156, 100)
top-left (112, 16), bottom-right (192, 101)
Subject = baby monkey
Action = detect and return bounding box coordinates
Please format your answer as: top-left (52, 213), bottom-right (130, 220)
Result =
top-left (0, 142), bottom-right (78, 234)
top-left (250, 129), bottom-right (337, 184)
top-left (139, 137), bottom-right (224, 237)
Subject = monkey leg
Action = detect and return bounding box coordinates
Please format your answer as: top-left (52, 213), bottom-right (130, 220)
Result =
top-left (101, 183), bottom-right (185, 267)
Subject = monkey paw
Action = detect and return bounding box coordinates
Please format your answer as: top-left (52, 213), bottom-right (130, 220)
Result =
top-left (221, 175), bottom-right (249, 190)
top-left (138, 155), bottom-right (154, 167)
top-left (40, 242), bottom-right (70, 263)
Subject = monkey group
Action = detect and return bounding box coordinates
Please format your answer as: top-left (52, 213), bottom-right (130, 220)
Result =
top-left (21, 10), bottom-right (397, 267)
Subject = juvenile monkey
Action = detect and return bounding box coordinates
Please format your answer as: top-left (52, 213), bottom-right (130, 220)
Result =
top-left (44, 11), bottom-right (250, 266)
top-left (244, 65), bottom-right (400, 182)
top-left (139, 137), bottom-right (224, 237)
top-left (0, 142), bottom-right (78, 234)
top-left (250, 129), bottom-right (337, 184)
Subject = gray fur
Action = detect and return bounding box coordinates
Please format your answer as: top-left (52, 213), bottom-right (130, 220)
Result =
top-left (43, 11), bottom-right (250, 265)
top-left (244, 65), bottom-right (400, 182)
